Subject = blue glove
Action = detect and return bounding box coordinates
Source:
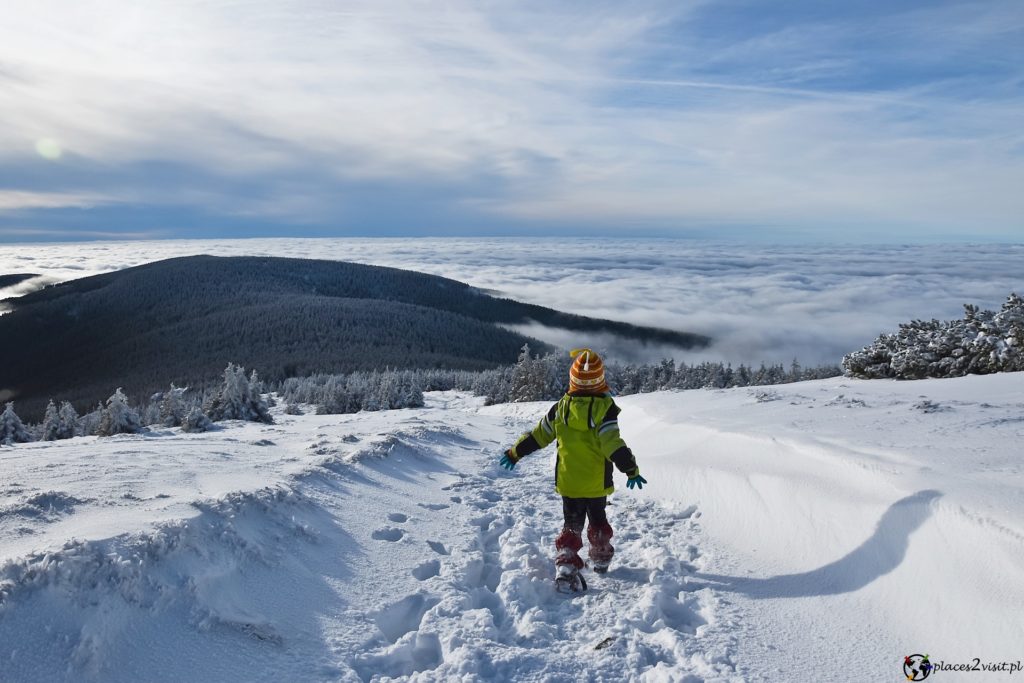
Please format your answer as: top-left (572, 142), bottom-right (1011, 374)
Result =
top-left (626, 474), bottom-right (647, 490)
top-left (500, 451), bottom-right (517, 470)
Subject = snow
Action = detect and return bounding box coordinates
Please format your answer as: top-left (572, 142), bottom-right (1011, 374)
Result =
top-left (0, 376), bottom-right (1022, 681)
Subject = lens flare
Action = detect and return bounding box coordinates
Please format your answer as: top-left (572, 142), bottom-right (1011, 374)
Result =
top-left (35, 138), bottom-right (62, 160)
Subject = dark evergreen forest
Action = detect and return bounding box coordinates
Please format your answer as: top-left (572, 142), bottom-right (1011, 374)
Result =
top-left (0, 256), bottom-right (710, 420)
top-left (0, 274), bottom-right (39, 288)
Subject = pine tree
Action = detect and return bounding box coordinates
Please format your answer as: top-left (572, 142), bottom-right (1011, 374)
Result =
top-left (57, 401), bottom-right (79, 439)
top-left (159, 384), bottom-right (187, 427)
top-left (205, 363), bottom-right (273, 423)
top-left (97, 388), bottom-right (143, 437)
top-left (41, 400), bottom-right (61, 441)
top-left (844, 292), bottom-right (1024, 379)
top-left (510, 344), bottom-right (546, 402)
top-left (0, 402), bottom-right (32, 445)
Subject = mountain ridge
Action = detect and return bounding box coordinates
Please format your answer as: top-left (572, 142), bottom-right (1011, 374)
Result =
top-left (0, 255), bottom-right (709, 419)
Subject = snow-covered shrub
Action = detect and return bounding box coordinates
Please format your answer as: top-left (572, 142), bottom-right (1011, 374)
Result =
top-left (281, 368), bottom-right (424, 414)
top-left (273, 351), bottom-right (837, 411)
top-left (97, 388), bottom-right (143, 436)
top-left (284, 403), bottom-right (303, 415)
top-left (57, 401), bottom-right (80, 439)
top-left (205, 363), bottom-right (273, 423)
top-left (79, 402), bottom-right (104, 436)
top-left (181, 406), bottom-right (213, 432)
top-left (41, 400), bottom-right (61, 441)
top-left (39, 400), bottom-right (78, 441)
top-left (250, 370), bottom-right (277, 407)
top-left (844, 293), bottom-right (1024, 379)
top-left (0, 402), bottom-right (32, 445)
top-left (158, 384), bottom-right (188, 427)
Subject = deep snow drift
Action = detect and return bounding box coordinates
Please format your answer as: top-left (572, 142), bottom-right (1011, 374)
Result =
top-left (0, 375), bottom-right (1021, 681)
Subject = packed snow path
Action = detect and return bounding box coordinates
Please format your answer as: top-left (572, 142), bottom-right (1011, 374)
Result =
top-left (2, 375), bottom-right (1023, 681)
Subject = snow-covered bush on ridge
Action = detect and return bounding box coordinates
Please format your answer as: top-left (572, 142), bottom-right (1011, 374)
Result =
top-left (41, 400), bottom-right (61, 441)
top-left (181, 406), bottom-right (213, 433)
top-left (0, 402), bottom-right (32, 445)
top-left (79, 402), bottom-right (103, 437)
top-left (14, 350), bottom-right (841, 439)
top-left (96, 388), bottom-right (143, 436)
top-left (156, 384), bottom-right (188, 427)
top-left (280, 369), bottom-right (425, 415)
top-left (204, 363), bottom-right (273, 423)
top-left (277, 346), bottom-right (840, 412)
top-left (508, 344), bottom-right (571, 402)
top-left (844, 293), bottom-right (1024, 379)
top-left (491, 345), bottom-right (838, 404)
top-left (40, 400), bottom-right (79, 441)
top-left (58, 401), bottom-right (80, 438)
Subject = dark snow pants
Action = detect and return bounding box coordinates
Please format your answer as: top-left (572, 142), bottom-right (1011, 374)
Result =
top-left (555, 496), bottom-right (614, 569)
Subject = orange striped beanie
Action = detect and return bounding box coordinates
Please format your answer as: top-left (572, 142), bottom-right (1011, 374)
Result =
top-left (569, 348), bottom-right (609, 394)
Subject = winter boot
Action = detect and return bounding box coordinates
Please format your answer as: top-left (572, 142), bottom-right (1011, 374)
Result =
top-left (555, 528), bottom-right (587, 593)
top-left (588, 522), bottom-right (614, 574)
top-left (555, 563), bottom-right (587, 594)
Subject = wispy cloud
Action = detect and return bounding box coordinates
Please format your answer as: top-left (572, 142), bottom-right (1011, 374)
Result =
top-left (0, 190), bottom-right (113, 210)
top-left (0, 1), bottom-right (1022, 239)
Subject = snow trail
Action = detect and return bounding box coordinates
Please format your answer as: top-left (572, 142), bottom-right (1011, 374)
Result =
top-left (330, 397), bottom-right (737, 681)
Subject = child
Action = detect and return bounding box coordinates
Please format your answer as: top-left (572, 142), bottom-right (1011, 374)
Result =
top-left (500, 348), bottom-right (647, 593)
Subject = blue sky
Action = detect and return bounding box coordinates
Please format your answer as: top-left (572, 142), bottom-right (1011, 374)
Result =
top-left (1, 0), bottom-right (1022, 243)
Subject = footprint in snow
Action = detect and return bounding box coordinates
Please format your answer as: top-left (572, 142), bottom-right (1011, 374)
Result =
top-left (418, 503), bottom-right (449, 511)
top-left (373, 594), bottom-right (440, 643)
top-left (426, 540), bottom-right (450, 555)
top-left (387, 512), bottom-right (409, 523)
top-left (371, 528), bottom-right (405, 542)
top-left (412, 559), bottom-right (441, 581)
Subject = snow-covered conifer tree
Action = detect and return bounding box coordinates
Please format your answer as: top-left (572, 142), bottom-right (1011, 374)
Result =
top-left (78, 402), bottom-right (104, 436)
top-left (97, 388), bottom-right (142, 436)
top-left (845, 293), bottom-right (1024, 379)
top-left (159, 384), bottom-right (187, 427)
top-left (57, 401), bottom-right (79, 439)
top-left (0, 403), bottom-right (32, 445)
top-left (205, 363), bottom-right (273, 423)
top-left (41, 400), bottom-right (61, 441)
top-left (510, 344), bottom-right (546, 402)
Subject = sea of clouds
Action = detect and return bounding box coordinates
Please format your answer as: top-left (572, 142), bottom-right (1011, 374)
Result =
top-left (2, 238), bottom-right (1021, 367)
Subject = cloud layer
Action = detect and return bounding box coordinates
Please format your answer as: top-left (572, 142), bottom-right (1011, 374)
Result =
top-left (3, 238), bottom-right (1021, 366)
top-left (1, 1), bottom-right (1022, 240)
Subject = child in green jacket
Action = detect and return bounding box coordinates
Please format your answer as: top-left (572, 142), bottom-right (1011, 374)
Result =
top-left (500, 348), bottom-right (647, 593)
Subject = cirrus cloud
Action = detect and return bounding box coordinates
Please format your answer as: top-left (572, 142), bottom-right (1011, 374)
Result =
top-left (0, 1), bottom-right (1022, 240)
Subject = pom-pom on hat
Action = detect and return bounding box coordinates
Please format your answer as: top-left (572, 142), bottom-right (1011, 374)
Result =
top-left (569, 348), bottom-right (609, 394)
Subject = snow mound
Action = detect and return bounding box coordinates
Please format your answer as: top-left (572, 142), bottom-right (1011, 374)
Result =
top-left (0, 491), bottom-right (88, 521)
top-left (0, 486), bottom-right (341, 681)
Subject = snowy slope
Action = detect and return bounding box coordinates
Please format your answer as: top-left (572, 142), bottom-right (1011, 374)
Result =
top-left (0, 375), bottom-right (1022, 682)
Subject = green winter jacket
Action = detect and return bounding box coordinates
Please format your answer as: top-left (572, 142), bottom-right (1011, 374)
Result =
top-left (510, 393), bottom-right (640, 499)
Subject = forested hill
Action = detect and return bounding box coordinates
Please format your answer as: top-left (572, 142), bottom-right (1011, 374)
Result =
top-left (0, 274), bottom-right (39, 289)
top-left (0, 256), bottom-right (709, 419)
